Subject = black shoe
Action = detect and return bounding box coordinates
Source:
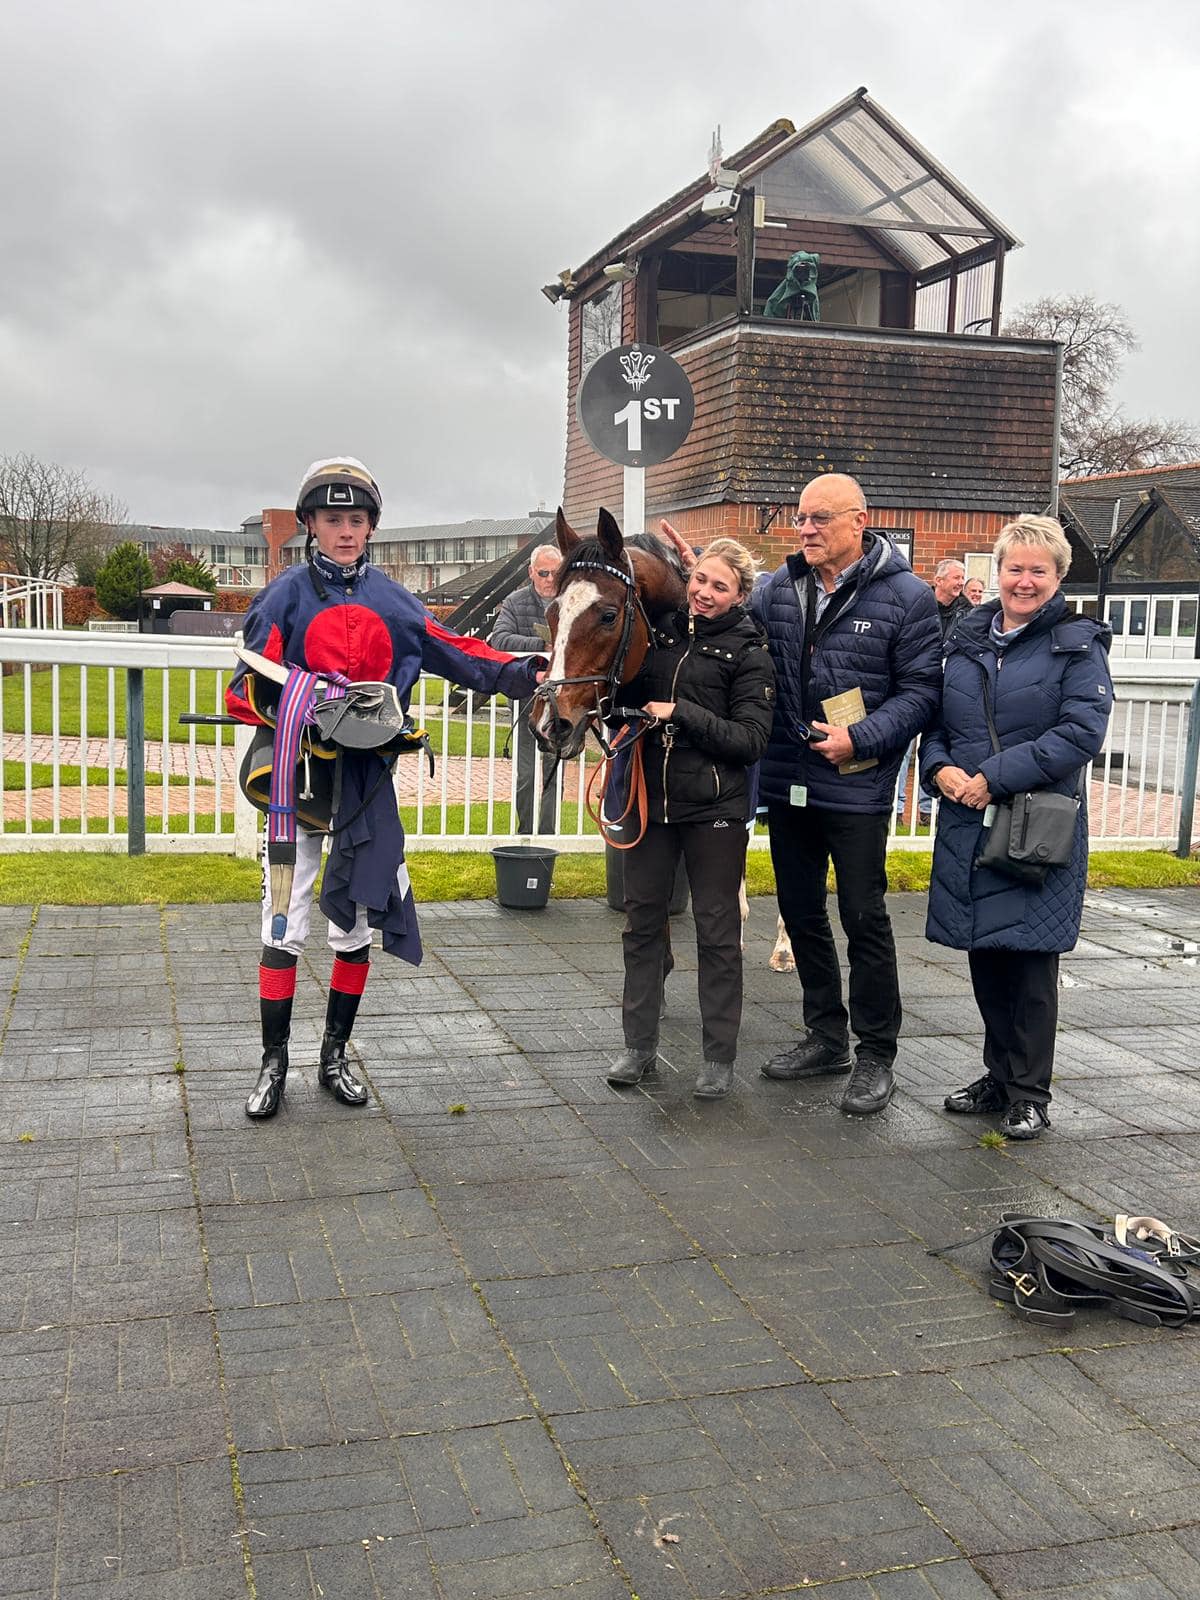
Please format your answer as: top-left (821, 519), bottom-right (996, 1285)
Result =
top-left (317, 1037), bottom-right (369, 1106)
top-left (245, 1045), bottom-right (288, 1119)
top-left (840, 1054), bottom-right (895, 1116)
top-left (693, 1061), bottom-right (734, 1100)
top-left (944, 1074), bottom-right (1007, 1115)
top-left (760, 1035), bottom-right (852, 1080)
top-left (606, 1048), bottom-right (656, 1087)
top-left (1000, 1100), bottom-right (1050, 1140)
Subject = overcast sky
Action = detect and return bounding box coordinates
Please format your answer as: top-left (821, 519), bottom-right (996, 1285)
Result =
top-left (2, 0), bottom-right (1197, 531)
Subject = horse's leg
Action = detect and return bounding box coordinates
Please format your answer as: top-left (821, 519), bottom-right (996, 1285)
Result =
top-left (770, 914), bottom-right (796, 973)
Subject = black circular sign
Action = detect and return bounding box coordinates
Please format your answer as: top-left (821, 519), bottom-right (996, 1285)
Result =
top-left (576, 343), bottom-right (695, 467)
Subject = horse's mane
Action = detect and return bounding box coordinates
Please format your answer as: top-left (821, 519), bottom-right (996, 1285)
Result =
top-left (556, 533), bottom-right (686, 594)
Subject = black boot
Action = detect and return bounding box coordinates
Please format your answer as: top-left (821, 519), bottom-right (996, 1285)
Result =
top-left (246, 995), bottom-right (292, 1119)
top-left (317, 982), bottom-right (368, 1107)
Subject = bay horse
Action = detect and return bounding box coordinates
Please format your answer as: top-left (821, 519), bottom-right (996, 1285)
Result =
top-left (531, 507), bottom-right (685, 761)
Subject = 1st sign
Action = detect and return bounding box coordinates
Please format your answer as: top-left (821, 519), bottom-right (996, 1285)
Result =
top-left (576, 343), bottom-right (695, 468)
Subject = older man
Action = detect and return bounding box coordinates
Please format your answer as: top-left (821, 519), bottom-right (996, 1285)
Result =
top-left (752, 474), bottom-right (941, 1115)
top-left (489, 544), bottom-right (562, 833)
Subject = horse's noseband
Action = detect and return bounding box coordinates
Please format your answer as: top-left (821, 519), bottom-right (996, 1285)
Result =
top-left (533, 555), bottom-right (652, 755)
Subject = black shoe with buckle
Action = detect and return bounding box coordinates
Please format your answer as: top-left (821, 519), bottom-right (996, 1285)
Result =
top-left (760, 1035), bottom-right (852, 1081)
top-left (606, 1048), bottom-right (657, 1087)
top-left (1000, 1100), bottom-right (1050, 1140)
top-left (839, 1054), bottom-right (895, 1116)
top-left (944, 1074), bottom-right (1007, 1115)
top-left (317, 1037), bottom-right (369, 1106)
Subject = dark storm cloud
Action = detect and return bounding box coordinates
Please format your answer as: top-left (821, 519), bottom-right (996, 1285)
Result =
top-left (2, 0), bottom-right (1197, 529)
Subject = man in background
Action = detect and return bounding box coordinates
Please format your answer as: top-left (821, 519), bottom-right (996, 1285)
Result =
top-left (964, 576), bottom-right (985, 605)
top-left (489, 544), bottom-right (562, 833)
top-left (897, 558), bottom-right (970, 820)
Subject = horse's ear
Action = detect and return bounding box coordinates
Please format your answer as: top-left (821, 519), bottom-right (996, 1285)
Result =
top-left (555, 507), bottom-right (580, 555)
top-left (596, 507), bottom-right (624, 562)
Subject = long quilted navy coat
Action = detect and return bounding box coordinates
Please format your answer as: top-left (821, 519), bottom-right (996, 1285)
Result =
top-left (919, 594), bottom-right (1112, 953)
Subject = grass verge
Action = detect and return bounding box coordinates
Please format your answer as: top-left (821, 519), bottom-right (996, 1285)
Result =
top-left (0, 847), bottom-right (1194, 907)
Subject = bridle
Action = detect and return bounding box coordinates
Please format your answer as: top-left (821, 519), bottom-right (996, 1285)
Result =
top-left (532, 555), bottom-right (653, 757)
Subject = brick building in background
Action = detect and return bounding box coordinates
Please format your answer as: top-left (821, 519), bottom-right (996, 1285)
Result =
top-left (547, 87), bottom-right (1060, 583)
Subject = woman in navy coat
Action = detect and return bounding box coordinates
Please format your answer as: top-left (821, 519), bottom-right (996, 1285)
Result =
top-left (920, 516), bottom-right (1112, 1139)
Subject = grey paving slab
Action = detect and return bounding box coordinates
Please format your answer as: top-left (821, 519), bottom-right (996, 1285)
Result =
top-left (4, 888), bottom-right (1200, 1600)
top-left (976, 1529), bottom-right (1200, 1598)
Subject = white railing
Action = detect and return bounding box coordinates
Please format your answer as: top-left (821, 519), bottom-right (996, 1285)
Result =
top-left (1, 630), bottom-right (1197, 856)
top-left (1, 573), bottom-right (65, 630)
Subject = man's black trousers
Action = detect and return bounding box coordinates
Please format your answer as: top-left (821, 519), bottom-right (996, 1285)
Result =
top-left (622, 819), bottom-right (748, 1063)
top-left (767, 802), bottom-right (901, 1064)
top-left (968, 948), bottom-right (1058, 1106)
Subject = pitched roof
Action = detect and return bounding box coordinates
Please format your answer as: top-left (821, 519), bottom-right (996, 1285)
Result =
top-left (1063, 461), bottom-right (1200, 491)
top-left (566, 87), bottom-right (1018, 290)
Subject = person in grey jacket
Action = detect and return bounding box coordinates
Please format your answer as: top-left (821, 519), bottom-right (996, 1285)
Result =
top-left (489, 544), bottom-right (562, 833)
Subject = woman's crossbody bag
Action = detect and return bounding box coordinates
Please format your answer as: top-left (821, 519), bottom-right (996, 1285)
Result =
top-left (974, 677), bottom-right (1083, 887)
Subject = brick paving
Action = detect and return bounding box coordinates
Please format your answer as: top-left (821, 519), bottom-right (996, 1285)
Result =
top-left (1, 888), bottom-right (1199, 1597)
top-left (4, 734), bottom-right (1198, 842)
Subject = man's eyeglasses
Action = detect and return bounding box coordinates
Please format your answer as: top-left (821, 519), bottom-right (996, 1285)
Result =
top-left (790, 508), bottom-right (863, 529)
top-left (534, 568), bottom-right (558, 578)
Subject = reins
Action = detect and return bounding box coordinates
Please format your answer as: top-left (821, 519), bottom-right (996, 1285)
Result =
top-left (585, 710), bottom-right (658, 849)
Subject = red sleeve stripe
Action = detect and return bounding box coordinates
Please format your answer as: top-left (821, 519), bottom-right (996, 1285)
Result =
top-left (424, 615), bottom-right (515, 663)
top-left (225, 684), bottom-right (260, 724)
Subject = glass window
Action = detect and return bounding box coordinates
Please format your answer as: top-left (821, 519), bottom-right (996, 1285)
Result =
top-left (580, 283), bottom-right (623, 371)
top-left (211, 544), bottom-right (227, 566)
top-left (1128, 599), bottom-right (1148, 637)
top-left (1154, 598), bottom-right (1175, 637)
top-left (474, 538), bottom-right (488, 560)
top-left (1107, 600), bottom-right (1125, 635)
top-left (1179, 599), bottom-right (1197, 639)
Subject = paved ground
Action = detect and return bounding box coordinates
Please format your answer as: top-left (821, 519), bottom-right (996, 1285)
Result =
top-left (2, 888), bottom-right (1200, 1599)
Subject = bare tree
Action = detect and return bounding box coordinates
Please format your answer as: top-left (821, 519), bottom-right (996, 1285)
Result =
top-left (0, 453), bottom-right (128, 580)
top-left (1003, 295), bottom-right (1200, 479)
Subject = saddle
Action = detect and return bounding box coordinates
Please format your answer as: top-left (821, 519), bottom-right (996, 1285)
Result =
top-left (988, 1212), bottom-right (1200, 1329)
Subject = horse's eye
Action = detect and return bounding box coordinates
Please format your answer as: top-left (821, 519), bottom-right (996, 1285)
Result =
top-left (600, 609), bottom-right (618, 626)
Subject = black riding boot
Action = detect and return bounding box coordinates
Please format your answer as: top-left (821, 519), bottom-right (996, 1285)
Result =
top-left (318, 956), bottom-right (369, 1107)
top-left (246, 996), bottom-right (292, 1119)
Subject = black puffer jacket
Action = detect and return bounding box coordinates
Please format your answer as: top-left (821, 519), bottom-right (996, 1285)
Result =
top-left (623, 604), bottom-right (775, 824)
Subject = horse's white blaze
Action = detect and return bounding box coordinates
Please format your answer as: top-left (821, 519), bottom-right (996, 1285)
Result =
top-left (536, 579), bottom-right (600, 735)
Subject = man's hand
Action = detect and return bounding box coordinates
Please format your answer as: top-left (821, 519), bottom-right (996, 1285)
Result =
top-left (658, 519), bottom-right (698, 572)
top-left (810, 721), bottom-right (855, 766)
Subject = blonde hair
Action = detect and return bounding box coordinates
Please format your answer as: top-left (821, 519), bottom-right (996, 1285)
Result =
top-left (994, 515), bottom-right (1072, 579)
top-left (697, 537), bottom-right (758, 598)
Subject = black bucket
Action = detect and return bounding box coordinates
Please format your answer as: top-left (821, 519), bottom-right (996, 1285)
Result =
top-left (492, 845), bottom-right (558, 909)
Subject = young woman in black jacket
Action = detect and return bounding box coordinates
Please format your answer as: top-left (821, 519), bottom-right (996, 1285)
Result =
top-left (606, 538), bottom-right (776, 1100)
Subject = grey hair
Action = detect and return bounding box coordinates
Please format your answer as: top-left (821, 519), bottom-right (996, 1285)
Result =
top-left (934, 558), bottom-right (966, 579)
top-left (993, 515), bottom-right (1072, 580)
top-left (529, 544), bottom-right (562, 569)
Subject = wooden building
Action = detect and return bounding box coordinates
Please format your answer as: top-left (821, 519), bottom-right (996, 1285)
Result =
top-left (1060, 463), bottom-right (1200, 660)
top-left (549, 87), bottom-right (1060, 578)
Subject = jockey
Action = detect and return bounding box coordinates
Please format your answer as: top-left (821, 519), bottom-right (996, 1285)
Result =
top-left (227, 456), bottom-right (542, 1120)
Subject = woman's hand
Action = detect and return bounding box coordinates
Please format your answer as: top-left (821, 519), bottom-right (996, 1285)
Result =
top-left (934, 765), bottom-right (993, 808)
top-left (932, 765), bottom-right (984, 804)
top-left (642, 700), bottom-right (675, 720)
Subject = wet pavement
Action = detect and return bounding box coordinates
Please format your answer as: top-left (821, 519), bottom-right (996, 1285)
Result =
top-left (2, 886), bottom-right (1200, 1599)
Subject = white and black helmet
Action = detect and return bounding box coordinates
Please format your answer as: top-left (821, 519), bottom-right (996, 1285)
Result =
top-left (295, 457), bottom-right (382, 528)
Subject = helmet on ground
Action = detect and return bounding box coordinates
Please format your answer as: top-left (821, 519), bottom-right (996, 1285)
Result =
top-left (295, 457), bottom-right (382, 528)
